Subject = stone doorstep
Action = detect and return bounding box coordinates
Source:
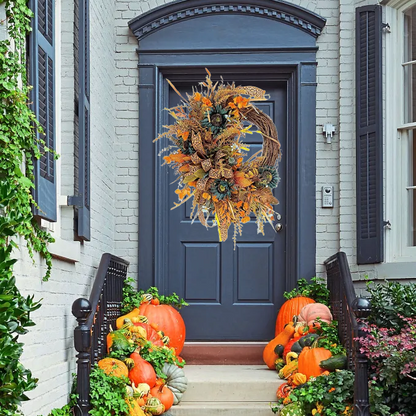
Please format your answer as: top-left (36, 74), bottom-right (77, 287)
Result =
top-left (168, 365), bottom-right (284, 416)
top-left (181, 342), bottom-right (267, 365)
top-left (169, 365), bottom-right (282, 414)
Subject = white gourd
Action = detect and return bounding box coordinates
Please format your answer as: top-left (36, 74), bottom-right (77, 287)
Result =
top-left (161, 363), bottom-right (188, 404)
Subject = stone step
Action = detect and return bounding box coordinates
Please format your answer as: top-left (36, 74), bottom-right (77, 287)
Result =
top-left (179, 365), bottom-right (283, 402)
top-left (168, 401), bottom-right (277, 416)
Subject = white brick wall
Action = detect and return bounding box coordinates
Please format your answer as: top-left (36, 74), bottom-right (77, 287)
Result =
top-left (16, 0), bottom-right (118, 414)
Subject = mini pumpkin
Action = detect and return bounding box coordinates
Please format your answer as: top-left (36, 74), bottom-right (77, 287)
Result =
top-left (97, 358), bottom-right (128, 378)
top-left (289, 372), bottom-right (307, 386)
top-left (145, 397), bottom-right (165, 415)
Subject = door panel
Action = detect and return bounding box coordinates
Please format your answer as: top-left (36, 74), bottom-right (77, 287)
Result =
top-left (161, 76), bottom-right (287, 341)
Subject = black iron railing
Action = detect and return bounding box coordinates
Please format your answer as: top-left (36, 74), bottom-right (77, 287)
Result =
top-left (72, 253), bottom-right (129, 416)
top-left (325, 252), bottom-right (371, 416)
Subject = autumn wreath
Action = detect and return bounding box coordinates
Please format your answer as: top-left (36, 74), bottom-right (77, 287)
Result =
top-left (155, 69), bottom-right (281, 243)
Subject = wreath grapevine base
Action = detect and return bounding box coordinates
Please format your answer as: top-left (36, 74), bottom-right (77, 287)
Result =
top-left (156, 69), bottom-right (281, 243)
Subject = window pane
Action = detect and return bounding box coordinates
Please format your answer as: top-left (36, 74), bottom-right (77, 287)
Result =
top-left (407, 131), bottom-right (416, 246)
top-left (404, 6), bottom-right (416, 123)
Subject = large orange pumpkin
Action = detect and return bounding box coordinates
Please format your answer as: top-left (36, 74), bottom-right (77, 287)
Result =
top-left (275, 296), bottom-right (315, 336)
top-left (139, 303), bottom-right (186, 355)
top-left (298, 346), bottom-right (332, 379)
top-left (128, 352), bottom-right (157, 388)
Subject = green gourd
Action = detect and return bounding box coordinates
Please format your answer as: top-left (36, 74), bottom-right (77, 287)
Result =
top-left (319, 354), bottom-right (348, 371)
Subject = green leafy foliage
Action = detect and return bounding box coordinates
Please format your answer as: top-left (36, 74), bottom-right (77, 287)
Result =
top-left (272, 370), bottom-right (354, 416)
top-left (284, 278), bottom-right (330, 306)
top-left (121, 278), bottom-right (188, 314)
top-left (89, 366), bottom-right (129, 416)
top-left (0, 1), bottom-right (56, 413)
top-left (366, 279), bottom-right (416, 330)
top-left (315, 320), bottom-right (346, 356)
top-left (139, 340), bottom-right (185, 379)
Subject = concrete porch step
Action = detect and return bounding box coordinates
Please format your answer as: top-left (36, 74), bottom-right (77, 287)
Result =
top-left (169, 365), bottom-right (283, 416)
top-left (169, 401), bottom-right (275, 415)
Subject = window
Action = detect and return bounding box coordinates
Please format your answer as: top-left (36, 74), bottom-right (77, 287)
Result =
top-left (403, 5), bottom-right (416, 246)
top-left (384, 0), bottom-right (416, 262)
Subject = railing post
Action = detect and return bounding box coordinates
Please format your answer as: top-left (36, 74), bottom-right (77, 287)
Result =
top-left (352, 297), bottom-right (372, 416)
top-left (72, 298), bottom-right (92, 416)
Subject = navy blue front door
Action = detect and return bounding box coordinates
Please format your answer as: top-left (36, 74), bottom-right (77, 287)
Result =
top-left (160, 74), bottom-right (287, 341)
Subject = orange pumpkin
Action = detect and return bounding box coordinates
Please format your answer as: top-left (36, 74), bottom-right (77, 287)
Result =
top-left (298, 303), bottom-right (332, 327)
top-left (97, 358), bottom-right (128, 378)
top-left (128, 352), bottom-right (157, 388)
top-left (139, 303), bottom-right (186, 355)
top-left (263, 322), bottom-right (295, 369)
top-left (298, 346), bottom-right (332, 379)
top-left (150, 384), bottom-right (174, 411)
top-left (275, 297), bottom-right (315, 336)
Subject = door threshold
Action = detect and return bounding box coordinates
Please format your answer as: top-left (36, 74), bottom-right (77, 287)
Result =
top-left (181, 342), bottom-right (267, 365)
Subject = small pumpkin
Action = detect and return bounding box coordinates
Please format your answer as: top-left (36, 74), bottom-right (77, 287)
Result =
top-left (298, 303), bottom-right (332, 327)
top-left (298, 346), bottom-right (332, 380)
top-left (128, 352), bottom-right (157, 388)
top-left (97, 358), bottom-right (129, 378)
top-left (290, 372), bottom-right (307, 386)
top-left (145, 397), bottom-right (165, 415)
top-left (132, 322), bottom-right (164, 347)
top-left (150, 384), bottom-right (174, 411)
top-left (263, 322), bottom-right (296, 369)
top-left (275, 296), bottom-right (315, 336)
top-left (162, 363), bottom-right (188, 405)
top-left (276, 382), bottom-right (292, 399)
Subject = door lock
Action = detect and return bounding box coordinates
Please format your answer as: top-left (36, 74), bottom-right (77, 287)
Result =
top-left (275, 223), bottom-right (283, 232)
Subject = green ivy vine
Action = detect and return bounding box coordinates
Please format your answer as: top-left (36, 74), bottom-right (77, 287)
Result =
top-left (0, 0), bottom-right (55, 414)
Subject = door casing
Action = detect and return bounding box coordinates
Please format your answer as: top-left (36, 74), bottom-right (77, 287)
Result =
top-left (128, 0), bottom-right (326, 293)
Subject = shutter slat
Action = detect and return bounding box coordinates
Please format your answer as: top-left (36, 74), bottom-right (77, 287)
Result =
top-left (356, 5), bottom-right (383, 264)
top-left (30, 0), bottom-right (57, 221)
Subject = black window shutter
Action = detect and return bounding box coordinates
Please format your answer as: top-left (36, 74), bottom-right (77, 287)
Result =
top-left (356, 5), bottom-right (383, 264)
top-left (29, 0), bottom-right (57, 222)
top-left (73, 0), bottom-right (90, 241)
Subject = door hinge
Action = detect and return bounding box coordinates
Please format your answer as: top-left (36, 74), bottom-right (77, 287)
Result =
top-left (383, 220), bottom-right (391, 229)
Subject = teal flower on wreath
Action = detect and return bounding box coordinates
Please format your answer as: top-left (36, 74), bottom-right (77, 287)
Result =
top-left (201, 105), bottom-right (229, 135)
top-left (257, 166), bottom-right (280, 188)
top-left (211, 179), bottom-right (233, 200)
top-left (177, 137), bottom-right (195, 155)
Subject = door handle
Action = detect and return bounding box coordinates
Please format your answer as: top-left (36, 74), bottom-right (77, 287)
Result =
top-left (275, 223), bottom-right (283, 232)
